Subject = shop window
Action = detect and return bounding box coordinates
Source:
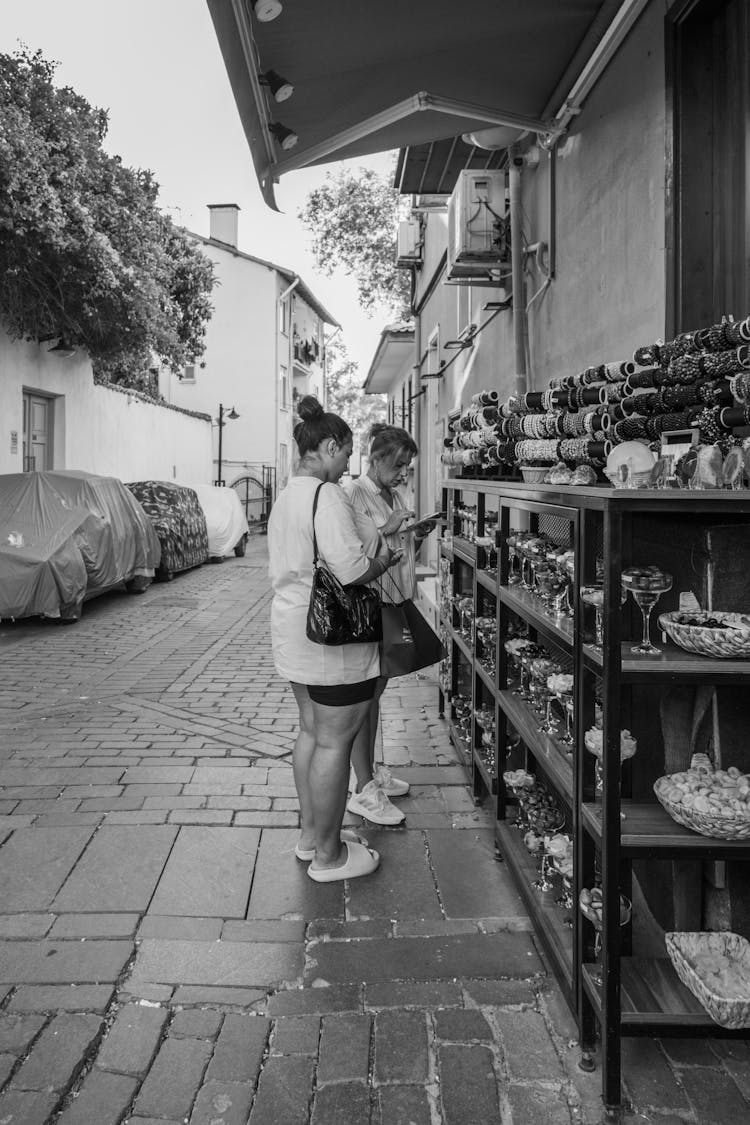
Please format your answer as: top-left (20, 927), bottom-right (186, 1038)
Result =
top-left (668, 0), bottom-right (749, 332)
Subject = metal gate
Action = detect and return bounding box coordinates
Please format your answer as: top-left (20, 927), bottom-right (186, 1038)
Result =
top-left (232, 465), bottom-right (276, 533)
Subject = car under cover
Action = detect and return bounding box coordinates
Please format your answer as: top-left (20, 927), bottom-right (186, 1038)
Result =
top-left (0, 470), bottom-right (161, 621)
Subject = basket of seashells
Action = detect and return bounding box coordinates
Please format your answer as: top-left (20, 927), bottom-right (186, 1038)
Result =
top-left (654, 755), bottom-right (750, 840)
top-left (665, 931), bottom-right (750, 1028)
top-left (658, 610), bottom-right (750, 659)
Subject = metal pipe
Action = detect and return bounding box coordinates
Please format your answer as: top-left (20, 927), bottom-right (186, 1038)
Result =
top-left (509, 157), bottom-right (528, 396)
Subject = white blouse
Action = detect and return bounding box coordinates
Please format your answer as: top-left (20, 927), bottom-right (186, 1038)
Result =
top-left (268, 476), bottom-right (381, 685)
top-left (345, 473), bottom-right (417, 605)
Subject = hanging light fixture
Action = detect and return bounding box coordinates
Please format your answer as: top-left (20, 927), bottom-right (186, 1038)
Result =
top-left (47, 337), bottom-right (77, 358)
top-left (259, 69), bottom-right (294, 103)
top-left (253, 0), bottom-right (282, 21)
top-left (268, 122), bottom-right (298, 151)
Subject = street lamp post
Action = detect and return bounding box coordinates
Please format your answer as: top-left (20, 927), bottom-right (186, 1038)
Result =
top-left (216, 404), bottom-right (239, 486)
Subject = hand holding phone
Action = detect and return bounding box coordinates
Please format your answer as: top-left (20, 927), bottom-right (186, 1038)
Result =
top-left (403, 510), bottom-right (442, 532)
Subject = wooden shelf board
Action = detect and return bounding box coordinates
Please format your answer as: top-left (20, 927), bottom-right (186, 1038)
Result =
top-left (500, 585), bottom-right (574, 649)
top-left (477, 569), bottom-right (498, 594)
top-left (496, 821), bottom-right (574, 986)
top-left (582, 957), bottom-right (742, 1031)
top-left (449, 722), bottom-right (473, 786)
top-left (453, 537), bottom-right (477, 564)
top-left (473, 750), bottom-right (497, 795)
top-left (475, 660), bottom-right (497, 696)
top-left (498, 690), bottom-right (574, 803)
top-left (582, 802), bottom-right (750, 855)
top-left (583, 641), bottom-right (750, 682)
top-left (450, 628), bottom-right (473, 663)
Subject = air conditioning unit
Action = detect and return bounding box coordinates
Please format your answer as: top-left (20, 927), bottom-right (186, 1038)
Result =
top-left (396, 219), bottom-right (422, 268)
top-left (446, 169), bottom-right (510, 284)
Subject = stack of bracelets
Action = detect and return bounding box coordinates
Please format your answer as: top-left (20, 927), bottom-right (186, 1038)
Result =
top-left (440, 313), bottom-right (750, 476)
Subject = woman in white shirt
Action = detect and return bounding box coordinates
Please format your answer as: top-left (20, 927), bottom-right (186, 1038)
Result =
top-left (345, 424), bottom-right (434, 825)
top-left (268, 397), bottom-right (401, 882)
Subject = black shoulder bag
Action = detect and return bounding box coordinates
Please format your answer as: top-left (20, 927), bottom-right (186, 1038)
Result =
top-left (306, 482), bottom-right (383, 645)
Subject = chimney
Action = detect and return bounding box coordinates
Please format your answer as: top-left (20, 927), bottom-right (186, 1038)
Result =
top-left (208, 204), bottom-right (240, 248)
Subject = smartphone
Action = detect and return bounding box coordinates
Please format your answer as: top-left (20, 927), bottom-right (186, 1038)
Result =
top-left (404, 510), bottom-right (443, 531)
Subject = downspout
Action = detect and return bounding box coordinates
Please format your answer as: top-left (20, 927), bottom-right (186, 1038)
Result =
top-left (509, 155), bottom-right (528, 397)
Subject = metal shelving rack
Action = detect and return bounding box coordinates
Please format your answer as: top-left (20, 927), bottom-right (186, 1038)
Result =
top-left (439, 478), bottom-right (750, 1112)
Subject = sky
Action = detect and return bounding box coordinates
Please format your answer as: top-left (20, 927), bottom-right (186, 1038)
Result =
top-left (2, 0), bottom-right (396, 376)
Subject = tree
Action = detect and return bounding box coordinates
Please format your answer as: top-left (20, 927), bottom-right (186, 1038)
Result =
top-left (324, 337), bottom-right (386, 440)
top-left (298, 164), bottom-right (412, 321)
top-left (0, 48), bottom-right (215, 390)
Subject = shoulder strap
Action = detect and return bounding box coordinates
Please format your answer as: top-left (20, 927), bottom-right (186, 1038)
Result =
top-left (311, 482), bottom-right (324, 566)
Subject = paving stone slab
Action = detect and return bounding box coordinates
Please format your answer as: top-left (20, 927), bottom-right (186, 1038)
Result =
top-left (439, 1043), bottom-right (500, 1125)
top-left (317, 1013), bottom-right (371, 1084)
top-left (50, 913), bottom-right (140, 939)
top-left (434, 1008), bottom-right (493, 1041)
top-left (96, 1003), bottom-right (169, 1075)
top-left (310, 1081), bottom-right (371, 1125)
top-left (376, 1084), bottom-right (433, 1125)
top-left (12, 1011), bottom-right (102, 1091)
top-left (345, 831), bottom-right (443, 921)
top-left (53, 826), bottom-right (178, 912)
top-left (0, 826), bottom-right (95, 910)
top-left (56, 1068), bottom-right (139, 1125)
top-left (169, 1008), bottom-right (223, 1040)
top-left (120, 767), bottom-right (195, 784)
top-left (133, 1036), bottom-right (212, 1120)
top-left (247, 1054), bottom-right (315, 1125)
top-left (462, 978), bottom-right (538, 1008)
top-left (620, 1039), bottom-right (692, 1113)
top-left (677, 1065), bottom-right (750, 1124)
top-left (0, 1086), bottom-right (60, 1124)
top-left (148, 826), bottom-right (259, 917)
top-left (189, 1080), bottom-right (255, 1125)
top-left (0, 1014), bottom-right (46, 1055)
top-left (0, 940), bottom-right (132, 985)
top-left (138, 916), bottom-right (222, 941)
top-left (205, 1014), bottom-right (270, 1083)
top-left (507, 1083), bottom-right (572, 1125)
top-left (374, 1009), bottom-right (428, 1084)
top-left (427, 827), bottom-right (526, 918)
top-left (221, 920), bottom-right (305, 943)
top-left (130, 938), bottom-right (302, 989)
top-left (7, 984), bottom-right (115, 1014)
top-left (265, 984), bottom-right (362, 1017)
top-left (365, 981), bottom-right (463, 1010)
top-left (305, 931), bottom-right (543, 986)
top-left (493, 1009), bottom-right (564, 1079)
top-left (245, 829), bottom-right (343, 921)
top-left (0, 914), bottom-right (54, 939)
top-left (171, 985), bottom-right (266, 1008)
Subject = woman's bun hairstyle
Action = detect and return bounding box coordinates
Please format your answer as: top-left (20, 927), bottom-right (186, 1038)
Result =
top-left (294, 395), bottom-right (352, 457)
top-left (296, 395), bottom-right (325, 423)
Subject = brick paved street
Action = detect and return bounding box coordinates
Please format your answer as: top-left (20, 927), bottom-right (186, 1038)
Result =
top-left (0, 538), bottom-right (748, 1124)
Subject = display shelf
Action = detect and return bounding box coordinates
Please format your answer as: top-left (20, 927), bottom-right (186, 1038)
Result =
top-left (582, 801), bottom-right (750, 856)
top-left (475, 660), bottom-right (497, 696)
top-left (474, 750), bottom-right (497, 795)
top-left (582, 957), bottom-right (750, 1035)
top-left (477, 569), bottom-right (498, 594)
top-left (499, 690), bottom-right (574, 804)
top-left (496, 822), bottom-right (574, 1000)
top-left (450, 628), bottom-right (473, 664)
top-left (500, 585), bottom-right (574, 649)
top-left (442, 477), bottom-right (750, 1112)
top-left (583, 641), bottom-right (750, 683)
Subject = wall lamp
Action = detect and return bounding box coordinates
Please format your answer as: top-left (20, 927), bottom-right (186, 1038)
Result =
top-left (268, 122), bottom-right (298, 150)
top-left (259, 69), bottom-right (294, 103)
top-left (253, 0), bottom-right (282, 22)
top-left (47, 337), bottom-right (77, 358)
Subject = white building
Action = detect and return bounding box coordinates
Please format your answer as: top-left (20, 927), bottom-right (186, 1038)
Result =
top-left (160, 205), bottom-right (338, 519)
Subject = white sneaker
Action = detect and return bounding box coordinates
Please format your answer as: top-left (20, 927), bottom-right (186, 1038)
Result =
top-left (347, 780), bottom-right (406, 825)
top-left (373, 764), bottom-right (410, 798)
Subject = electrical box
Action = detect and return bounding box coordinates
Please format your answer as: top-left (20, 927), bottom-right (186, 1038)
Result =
top-left (447, 169), bottom-right (510, 284)
top-left (396, 219), bottom-right (422, 267)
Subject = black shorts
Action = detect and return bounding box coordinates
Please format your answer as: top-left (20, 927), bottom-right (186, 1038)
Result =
top-left (306, 678), bottom-right (377, 706)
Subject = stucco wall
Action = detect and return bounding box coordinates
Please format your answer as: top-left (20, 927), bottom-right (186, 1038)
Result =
top-left (409, 3), bottom-right (666, 424)
top-left (0, 332), bottom-right (212, 481)
top-left (162, 243), bottom-right (279, 485)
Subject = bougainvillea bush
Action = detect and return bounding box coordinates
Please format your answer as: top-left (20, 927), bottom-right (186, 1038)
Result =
top-left (0, 48), bottom-right (215, 387)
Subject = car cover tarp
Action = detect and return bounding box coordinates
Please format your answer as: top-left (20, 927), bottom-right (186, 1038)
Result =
top-left (0, 471), bottom-right (161, 620)
top-left (191, 484), bottom-right (249, 558)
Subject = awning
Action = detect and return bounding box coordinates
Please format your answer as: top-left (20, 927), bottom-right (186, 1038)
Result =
top-left (394, 138), bottom-right (505, 197)
top-left (207, 0), bottom-right (635, 210)
top-left (363, 324), bottom-right (415, 395)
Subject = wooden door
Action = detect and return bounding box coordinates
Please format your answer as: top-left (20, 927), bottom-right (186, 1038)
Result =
top-left (23, 393), bottom-right (52, 472)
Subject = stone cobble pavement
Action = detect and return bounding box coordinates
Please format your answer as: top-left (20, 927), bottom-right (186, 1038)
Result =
top-left (0, 538), bottom-right (748, 1124)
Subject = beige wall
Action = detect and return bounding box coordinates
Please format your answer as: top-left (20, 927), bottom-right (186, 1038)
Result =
top-left (0, 332), bottom-right (212, 481)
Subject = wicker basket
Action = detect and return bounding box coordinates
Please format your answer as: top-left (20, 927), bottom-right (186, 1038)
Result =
top-left (658, 610), bottom-right (750, 658)
top-left (665, 931), bottom-right (750, 1029)
top-left (519, 465), bottom-right (549, 484)
top-left (654, 775), bottom-right (750, 840)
